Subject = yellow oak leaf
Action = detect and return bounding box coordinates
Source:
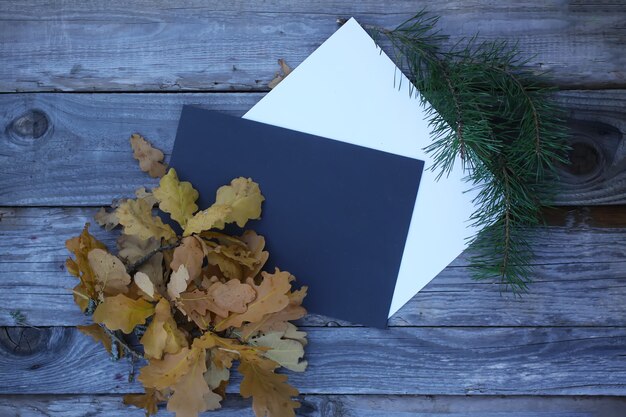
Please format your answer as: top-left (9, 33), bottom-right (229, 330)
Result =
top-left (215, 269), bottom-right (291, 331)
top-left (123, 388), bottom-right (164, 417)
top-left (117, 234), bottom-right (160, 263)
top-left (136, 187), bottom-right (159, 207)
top-left (117, 198), bottom-right (176, 241)
top-left (130, 133), bottom-right (167, 178)
top-left (215, 177), bottom-right (264, 227)
top-left (206, 250), bottom-right (243, 280)
top-left (88, 248), bottom-right (131, 297)
top-left (249, 331), bottom-right (307, 372)
top-left (141, 298), bottom-right (188, 359)
top-left (268, 58), bottom-right (293, 89)
top-left (154, 168), bottom-right (199, 228)
top-left (66, 224), bottom-right (107, 301)
top-left (93, 294), bottom-right (155, 334)
top-left (94, 207), bottom-right (119, 231)
top-left (240, 286), bottom-right (307, 339)
top-left (171, 236), bottom-right (204, 281)
top-left (139, 347), bottom-right (191, 390)
top-left (167, 265), bottom-right (191, 300)
top-left (240, 230), bottom-right (270, 279)
top-left (239, 351), bottom-right (300, 417)
top-left (166, 345), bottom-right (223, 417)
top-left (183, 204), bottom-right (232, 237)
top-left (77, 323), bottom-right (113, 354)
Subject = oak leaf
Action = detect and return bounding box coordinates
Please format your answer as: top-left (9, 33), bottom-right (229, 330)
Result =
top-left (249, 331), bottom-right (307, 372)
top-left (77, 323), bottom-right (113, 354)
top-left (117, 234), bottom-right (160, 263)
top-left (240, 286), bottom-right (307, 339)
top-left (88, 248), bottom-right (131, 297)
top-left (117, 198), bottom-right (176, 241)
top-left (215, 269), bottom-right (292, 331)
top-left (167, 265), bottom-right (191, 300)
top-left (215, 177), bottom-right (264, 228)
top-left (141, 298), bottom-right (188, 359)
top-left (171, 236), bottom-right (204, 281)
top-left (139, 347), bottom-right (192, 390)
top-left (183, 204), bottom-right (232, 237)
top-left (93, 294), bottom-right (155, 334)
top-left (239, 351), bottom-right (300, 417)
top-left (136, 187), bottom-right (159, 207)
top-left (94, 207), bottom-right (119, 231)
top-left (166, 345), bottom-right (223, 417)
top-left (66, 224), bottom-right (107, 302)
top-left (134, 271), bottom-right (157, 300)
top-left (268, 58), bottom-right (293, 89)
top-left (130, 133), bottom-right (167, 178)
top-left (179, 280), bottom-right (255, 319)
top-left (154, 168), bottom-right (199, 228)
top-left (123, 388), bottom-right (164, 417)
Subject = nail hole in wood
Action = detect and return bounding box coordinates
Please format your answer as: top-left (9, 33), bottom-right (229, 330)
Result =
top-left (10, 109), bottom-right (49, 140)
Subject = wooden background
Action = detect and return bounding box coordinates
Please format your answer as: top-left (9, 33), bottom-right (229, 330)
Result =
top-left (1, 1), bottom-right (625, 416)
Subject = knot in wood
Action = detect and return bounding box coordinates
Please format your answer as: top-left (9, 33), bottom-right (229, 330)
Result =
top-left (566, 141), bottom-right (601, 176)
top-left (10, 109), bottom-right (49, 140)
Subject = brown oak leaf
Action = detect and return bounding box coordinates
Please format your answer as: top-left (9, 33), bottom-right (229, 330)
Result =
top-left (123, 388), bottom-right (165, 417)
top-left (87, 248), bottom-right (131, 297)
top-left (93, 294), bottom-right (155, 334)
top-left (141, 298), bottom-right (188, 359)
top-left (215, 269), bottom-right (292, 331)
top-left (130, 133), bottom-right (167, 178)
top-left (171, 236), bottom-right (204, 281)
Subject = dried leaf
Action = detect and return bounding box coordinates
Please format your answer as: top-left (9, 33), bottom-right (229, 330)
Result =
top-left (249, 331), bottom-right (307, 372)
top-left (94, 207), bottom-right (119, 231)
top-left (166, 345), bottom-right (223, 417)
top-left (123, 388), bottom-right (164, 417)
top-left (138, 253), bottom-right (166, 296)
top-left (239, 352), bottom-right (300, 417)
top-left (77, 323), bottom-right (112, 354)
top-left (131, 133), bottom-right (167, 178)
top-left (206, 250), bottom-right (243, 280)
top-left (240, 230), bottom-right (269, 278)
top-left (88, 248), bottom-right (131, 297)
top-left (154, 168), bottom-right (199, 228)
top-left (183, 204), bottom-right (232, 237)
top-left (117, 198), bottom-right (176, 241)
top-left (167, 265), bottom-right (191, 300)
top-left (117, 235), bottom-right (160, 263)
top-left (241, 286), bottom-right (307, 339)
top-left (215, 269), bottom-right (291, 331)
top-left (215, 177), bottom-right (264, 228)
top-left (93, 294), bottom-right (155, 334)
top-left (134, 271), bottom-right (156, 300)
top-left (179, 280), bottom-right (255, 319)
top-left (139, 347), bottom-right (192, 390)
top-left (204, 348), bottom-right (233, 390)
top-left (136, 187), bottom-right (159, 207)
top-left (171, 237), bottom-right (204, 281)
top-left (141, 298), bottom-right (188, 359)
top-left (66, 224), bottom-right (107, 301)
top-left (283, 322), bottom-right (308, 347)
top-left (268, 58), bottom-right (293, 89)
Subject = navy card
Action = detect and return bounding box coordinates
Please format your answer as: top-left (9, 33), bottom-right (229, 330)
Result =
top-left (169, 106), bottom-right (424, 328)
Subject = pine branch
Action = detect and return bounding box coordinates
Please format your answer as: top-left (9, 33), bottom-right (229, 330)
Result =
top-left (365, 10), bottom-right (570, 292)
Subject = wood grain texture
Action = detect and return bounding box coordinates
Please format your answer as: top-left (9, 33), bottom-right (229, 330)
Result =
top-left (1, 394), bottom-right (624, 417)
top-left (1, 326), bottom-right (625, 395)
top-left (1, 0), bottom-right (625, 92)
top-left (1, 207), bottom-right (625, 327)
top-left (1, 91), bottom-right (625, 206)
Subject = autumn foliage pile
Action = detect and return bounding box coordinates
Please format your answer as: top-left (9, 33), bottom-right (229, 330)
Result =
top-left (65, 134), bottom-right (308, 417)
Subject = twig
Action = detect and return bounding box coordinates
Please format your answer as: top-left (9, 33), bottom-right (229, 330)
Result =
top-left (126, 241), bottom-right (180, 274)
top-left (98, 323), bottom-right (144, 360)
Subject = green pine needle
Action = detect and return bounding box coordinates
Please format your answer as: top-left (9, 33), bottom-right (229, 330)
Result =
top-left (367, 10), bottom-right (570, 293)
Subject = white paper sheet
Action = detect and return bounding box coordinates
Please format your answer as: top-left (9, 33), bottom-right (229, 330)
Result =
top-left (244, 18), bottom-right (479, 318)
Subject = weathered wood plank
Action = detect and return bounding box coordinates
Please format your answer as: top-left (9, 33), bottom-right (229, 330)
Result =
top-left (1, 326), bottom-right (625, 395)
top-left (1, 394), bottom-right (624, 417)
top-left (1, 91), bottom-right (625, 206)
top-left (1, 207), bottom-right (625, 327)
top-left (1, 1), bottom-right (625, 92)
